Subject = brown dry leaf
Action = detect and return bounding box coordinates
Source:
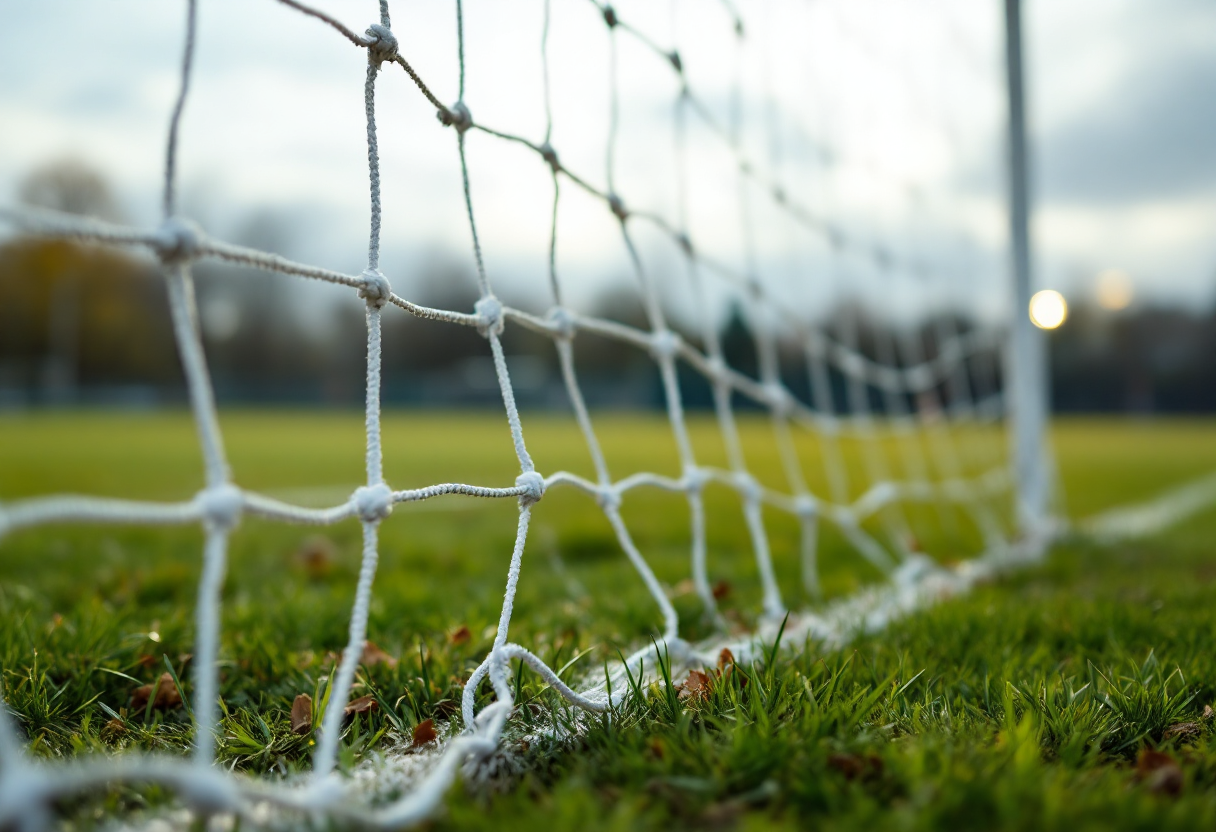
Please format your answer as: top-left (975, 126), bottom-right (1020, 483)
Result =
top-left (102, 718), bottom-right (126, 738)
top-left (296, 535), bottom-right (337, 580)
top-left (711, 580), bottom-right (732, 601)
top-left (717, 648), bottom-right (735, 671)
top-left (360, 641), bottom-right (398, 668)
top-left (1135, 748), bottom-right (1183, 796)
top-left (290, 693), bottom-right (313, 735)
top-left (449, 625), bottom-right (471, 647)
top-left (131, 672), bottom-right (182, 712)
top-left (827, 752), bottom-right (884, 782)
top-left (671, 578), bottom-right (697, 597)
top-left (678, 669), bottom-right (714, 702)
top-left (647, 737), bottom-right (665, 760)
top-left (136, 654), bottom-right (158, 669)
top-left (412, 719), bottom-right (438, 747)
top-left (344, 695), bottom-right (379, 717)
top-left (1164, 722), bottom-right (1202, 741)
top-left (1203, 704), bottom-right (1214, 721)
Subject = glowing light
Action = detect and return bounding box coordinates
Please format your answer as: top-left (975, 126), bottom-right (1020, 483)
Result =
top-left (1096, 269), bottom-right (1133, 311)
top-left (1029, 289), bottom-right (1067, 330)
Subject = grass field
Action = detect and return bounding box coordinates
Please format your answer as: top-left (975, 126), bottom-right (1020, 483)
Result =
top-left (3, 411), bottom-right (1216, 830)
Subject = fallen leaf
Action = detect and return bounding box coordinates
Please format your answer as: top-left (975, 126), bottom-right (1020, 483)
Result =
top-left (295, 535), bottom-right (337, 580)
top-left (412, 718), bottom-right (437, 747)
top-left (344, 695), bottom-right (378, 717)
top-left (1135, 748), bottom-right (1183, 797)
top-left (712, 580), bottom-right (732, 601)
top-left (671, 578), bottom-right (697, 597)
top-left (449, 625), bottom-right (471, 646)
top-left (131, 672), bottom-right (182, 712)
top-left (717, 648), bottom-right (735, 671)
top-left (291, 693), bottom-right (313, 735)
top-left (136, 654), bottom-right (158, 669)
top-left (827, 752), bottom-right (884, 782)
top-left (102, 718), bottom-right (126, 737)
top-left (1203, 704), bottom-right (1214, 721)
top-left (678, 669), bottom-right (713, 701)
top-left (360, 641), bottom-right (398, 668)
top-left (1164, 722), bottom-right (1201, 741)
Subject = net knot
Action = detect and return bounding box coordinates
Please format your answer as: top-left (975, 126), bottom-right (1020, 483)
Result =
top-left (474, 295), bottom-right (504, 337)
top-left (597, 487), bottom-right (622, 512)
top-left (195, 484), bottom-right (243, 530)
top-left (154, 216), bottom-right (204, 264)
top-left (538, 142), bottom-right (561, 173)
top-left (607, 193), bottom-right (628, 222)
top-left (794, 494), bottom-right (818, 519)
top-left (675, 232), bottom-right (693, 256)
top-left (438, 100), bottom-right (473, 134)
top-left (706, 356), bottom-right (728, 383)
top-left (649, 329), bottom-right (681, 361)
top-left (683, 466), bottom-right (709, 494)
top-left (601, 5), bottom-right (618, 27)
top-left (364, 23), bottom-right (398, 63)
top-left (664, 637), bottom-right (691, 663)
top-left (765, 383), bottom-right (792, 415)
top-left (547, 306), bottom-right (576, 340)
top-left (868, 481), bottom-right (899, 508)
top-left (359, 268), bottom-right (392, 309)
top-left (668, 51), bottom-right (683, 73)
top-left (515, 470), bottom-right (546, 507)
top-left (352, 483), bottom-right (393, 523)
top-left (734, 472), bottom-right (762, 503)
top-left (180, 771), bottom-right (241, 816)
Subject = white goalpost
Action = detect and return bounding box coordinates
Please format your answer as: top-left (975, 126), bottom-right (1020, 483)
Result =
top-left (0, 0), bottom-right (1059, 827)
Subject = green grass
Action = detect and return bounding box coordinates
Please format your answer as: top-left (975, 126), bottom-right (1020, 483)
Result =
top-left (2, 412), bottom-right (1216, 829)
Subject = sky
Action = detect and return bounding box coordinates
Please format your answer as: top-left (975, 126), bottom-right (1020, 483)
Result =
top-left (0, 0), bottom-right (1213, 335)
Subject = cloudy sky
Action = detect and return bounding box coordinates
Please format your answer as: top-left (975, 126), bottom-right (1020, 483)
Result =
top-left (0, 0), bottom-right (1213, 330)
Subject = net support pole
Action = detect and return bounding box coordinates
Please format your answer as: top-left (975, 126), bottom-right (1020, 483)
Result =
top-left (1003, 0), bottom-right (1051, 533)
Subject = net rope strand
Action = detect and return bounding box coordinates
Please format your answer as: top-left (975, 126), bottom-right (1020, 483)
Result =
top-left (0, 0), bottom-right (1041, 828)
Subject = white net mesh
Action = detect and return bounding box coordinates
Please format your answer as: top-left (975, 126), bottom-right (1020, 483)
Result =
top-left (0, 0), bottom-right (1034, 826)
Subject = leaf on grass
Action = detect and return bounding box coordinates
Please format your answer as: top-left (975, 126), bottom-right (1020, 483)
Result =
top-left (130, 672), bottom-right (182, 712)
top-left (102, 718), bottom-right (126, 738)
top-left (295, 535), bottom-right (337, 580)
top-left (717, 648), bottom-right (735, 671)
top-left (678, 669), bottom-right (713, 701)
top-left (449, 625), bottom-right (471, 646)
top-left (360, 641), bottom-right (398, 668)
top-left (136, 654), bottom-right (158, 669)
top-left (291, 693), bottom-right (313, 735)
top-left (827, 752), bottom-right (884, 782)
top-left (1164, 722), bottom-right (1201, 740)
top-left (1203, 704), bottom-right (1214, 721)
top-left (1135, 748), bottom-right (1183, 797)
top-left (711, 580), bottom-right (732, 601)
top-left (344, 695), bottom-right (378, 717)
top-left (412, 718), bottom-right (437, 747)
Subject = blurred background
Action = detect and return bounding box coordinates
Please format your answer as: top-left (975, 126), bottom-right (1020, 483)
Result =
top-left (0, 0), bottom-right (1213, 413)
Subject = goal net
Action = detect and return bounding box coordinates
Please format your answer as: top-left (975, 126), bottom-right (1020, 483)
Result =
top-left (0, 0), bottom-right (1045, 827)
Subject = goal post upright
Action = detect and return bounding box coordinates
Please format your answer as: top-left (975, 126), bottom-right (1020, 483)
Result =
top-left (1003, 0), bottom-right (1052, 535)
